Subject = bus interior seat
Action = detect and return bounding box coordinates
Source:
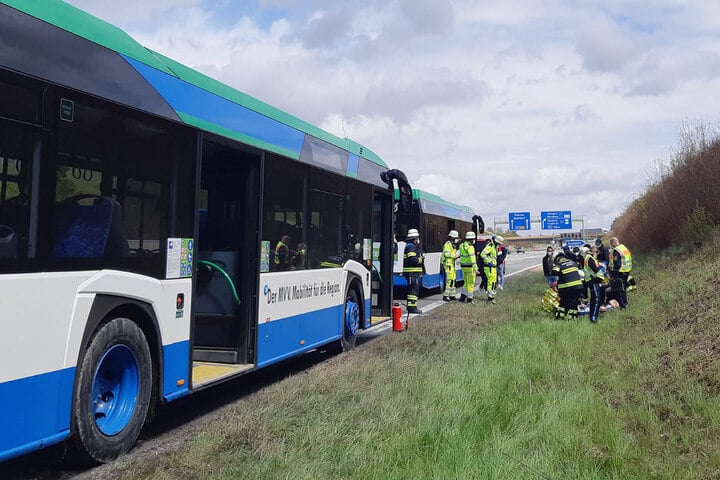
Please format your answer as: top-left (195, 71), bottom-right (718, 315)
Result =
top-left (53, 194), bottom-right (129, 258)
top-left (0, 224), bottom-right (17, 259)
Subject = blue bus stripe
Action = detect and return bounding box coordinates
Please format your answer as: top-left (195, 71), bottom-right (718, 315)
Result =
top-left (257, 304), bottom-right (343, 367)
top-left (123, 56), bottom-right (306, 156)
top-left (162, 340), bottom-right (190, 402)
top-left (0, 368), bottom-right (75, 462)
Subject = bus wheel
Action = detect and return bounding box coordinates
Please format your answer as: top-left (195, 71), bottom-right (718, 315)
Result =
top-left (341, 288), bottom-right (360, 352)
top-left (70, 318), bottom-right (152, 465)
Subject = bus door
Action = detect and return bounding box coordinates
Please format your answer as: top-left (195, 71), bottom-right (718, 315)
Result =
top-left (193, 141), bottom-right (260, 365)
top-left (371, 188), bottom-right (393, 317)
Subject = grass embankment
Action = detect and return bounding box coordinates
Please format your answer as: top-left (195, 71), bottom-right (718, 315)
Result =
top-left (113, 237), bottom-right (720, 479)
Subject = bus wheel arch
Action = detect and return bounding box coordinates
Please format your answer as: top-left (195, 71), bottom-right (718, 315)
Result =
top-left (340, 277), bottom-right (363, 352)
top-left (69, 313), bottom-right (155, 464)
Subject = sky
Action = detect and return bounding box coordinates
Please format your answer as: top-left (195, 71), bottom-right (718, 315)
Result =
top-left (64, 0), bottom-right (720, 234)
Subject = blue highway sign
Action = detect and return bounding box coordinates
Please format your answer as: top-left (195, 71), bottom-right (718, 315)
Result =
top-left (508, 211), bottom-right (530, 231)
top-left (541, 210), bottom-right (572, 230)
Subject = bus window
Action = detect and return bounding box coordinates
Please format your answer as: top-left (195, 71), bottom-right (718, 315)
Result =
top-left (0, 124), bottom-right (36, 263)
top-left (262, 154), bottom-right (306, 270)
top-left (52, 93), bottom-right (194, 272)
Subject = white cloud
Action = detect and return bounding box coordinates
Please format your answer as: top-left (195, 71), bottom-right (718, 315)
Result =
top-left (62, 0), bottom-right (720, 232)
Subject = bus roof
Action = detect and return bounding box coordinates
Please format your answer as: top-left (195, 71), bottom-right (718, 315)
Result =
top-left (394, 188), bottom-right (476, 223)
top-left (0, 0), bottom-right (388, 171)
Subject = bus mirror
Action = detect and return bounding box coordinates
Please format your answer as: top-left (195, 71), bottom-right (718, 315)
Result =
top-left (473, 215), bottom-right (485, 235)
top-left (380, 169), bottom-right (413, 214)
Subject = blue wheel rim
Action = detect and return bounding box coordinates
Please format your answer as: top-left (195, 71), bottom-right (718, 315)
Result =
top-left (345, 299), bottom-right (360, 337)
top-left (91, 344), bottom-right (139, 436)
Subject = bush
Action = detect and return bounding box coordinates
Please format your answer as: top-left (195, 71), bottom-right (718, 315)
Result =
top-left (611, 122), bottom-right (720, 252)
top-left (680, 202), bottom-right (715, 247)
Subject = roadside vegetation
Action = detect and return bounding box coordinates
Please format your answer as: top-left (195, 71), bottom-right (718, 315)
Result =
top-left (72, 124), bottom-right (720, 479)
top-left (88, 228), bottom-right (720, 479)
top-left (612, 122), bottom-right (720, 252)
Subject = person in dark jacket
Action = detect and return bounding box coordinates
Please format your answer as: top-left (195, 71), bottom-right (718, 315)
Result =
top-left (595, 237), bottom-right (609, 265)
top-left (551, 250), bottom-right (584, 319)
top-left (542, 245), bottom-right (557, 285)
top-left (496, 240), bottom-right (508, 290)
top-left (403, 228), bottom-right (424, 313)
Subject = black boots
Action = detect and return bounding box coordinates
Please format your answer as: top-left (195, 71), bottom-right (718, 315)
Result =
top-left (408, 307), bottom-right (423, 314)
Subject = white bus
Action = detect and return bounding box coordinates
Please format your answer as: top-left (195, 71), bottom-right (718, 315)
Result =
top-left (0, 1), bottom-right (412, 464)
top-left (393, 189), bottom-right (484, 294)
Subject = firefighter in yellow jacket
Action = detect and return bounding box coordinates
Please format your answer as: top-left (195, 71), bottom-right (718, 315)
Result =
top-left (480, 235), bottom-right (503, 304)
top-left (458, 231), bottom-right (478, 303)
top-left (441, 230), bottom-right (460, 301)
top-left (609, 236), bottom-right (632, 309)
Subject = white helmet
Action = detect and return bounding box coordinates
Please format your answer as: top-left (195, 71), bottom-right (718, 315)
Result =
top-left (406, 228), bottom-right (420, 240)
top-left (494, 235), bottom-right (504, 244)
top-left (465, 231), bottom-right (476, 240)
top-left (448, 230), bottom-right (459, 239)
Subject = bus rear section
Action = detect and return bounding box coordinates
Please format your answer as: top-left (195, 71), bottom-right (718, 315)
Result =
top-left (393, 189), bottom-right (476, 295)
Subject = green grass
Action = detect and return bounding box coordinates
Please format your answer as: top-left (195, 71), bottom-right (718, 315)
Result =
top-left (107, 238), bottom-right (720, 479)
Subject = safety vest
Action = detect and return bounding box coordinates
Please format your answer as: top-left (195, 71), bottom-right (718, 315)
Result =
top-left (295, 246), bottom-right (308, 270)
top-left (458, 241), bottom-right (476, 268)
top-left (583, 254), bottom-right (601, 281)
top-left (552, 258), bottom-right (583, 289)
top-left (480, 242), bottom-right (497, 267)
top-left (441, 240), bottom-right (457, 267)
top-left (403, 242), bottom-right (423, 274)
top-left (610, 244), bottom-right (633, 272)
top-left (274, 241), bottom-right (289, 265)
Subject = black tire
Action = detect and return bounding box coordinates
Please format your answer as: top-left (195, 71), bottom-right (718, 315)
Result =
top-left (340, 287), bottom-right (361, 352)
top-left (69, 317), bottom-right (152, 465)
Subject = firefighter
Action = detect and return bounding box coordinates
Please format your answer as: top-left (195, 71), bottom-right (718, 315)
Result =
top-left (480, 235), bottom-right (503, 304)
top-left (551, 250), bottom-right (584, 319)
top-left (403, 228), bottom-right (424, 314)
top-left (458, 231), bottom-right (478, 303)
top-left (291, 242), bottom-right (308, 270)
top-left (582, 245), bottom-right (603, 323)
top-left (609, 236), bottom-right (632, 309)
top-left (441, 230), bottom-right (460, 301)
top-left (274, 235), bottom-right (293, 271)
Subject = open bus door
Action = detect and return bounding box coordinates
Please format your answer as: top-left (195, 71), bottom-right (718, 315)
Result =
top-left (371, 187), bottom-right (393, 317)
top-left (376, 169), bottom-right (413, 316)
top-left (193, 139), bottom-right (260, 368)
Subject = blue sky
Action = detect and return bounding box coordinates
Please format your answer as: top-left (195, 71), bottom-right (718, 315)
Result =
top-left (65, 0), bottom-right (720, 233)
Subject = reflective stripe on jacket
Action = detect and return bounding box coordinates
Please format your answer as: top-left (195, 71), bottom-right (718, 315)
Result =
top-left (552, 258), bottom-right (583, 289)
top-left (611, 244), bottom-right (633, 272)
top-left (480, 242), bottom-right (497, 267)
top-left (458, 241), bottom-right (476, 268)
top-left (403, 242), bottom-right (423, 274)
top-left (441, 240), bottom-right (457, 268)
top-left (583, 254), bottom-right (602, 282)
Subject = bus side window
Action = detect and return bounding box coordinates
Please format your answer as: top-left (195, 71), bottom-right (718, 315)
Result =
top-left (53, 194), bottom-right (129, 258)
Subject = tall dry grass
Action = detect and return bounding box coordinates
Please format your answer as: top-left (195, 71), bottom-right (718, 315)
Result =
top-left (611, 122), bottom-right (720, 252)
